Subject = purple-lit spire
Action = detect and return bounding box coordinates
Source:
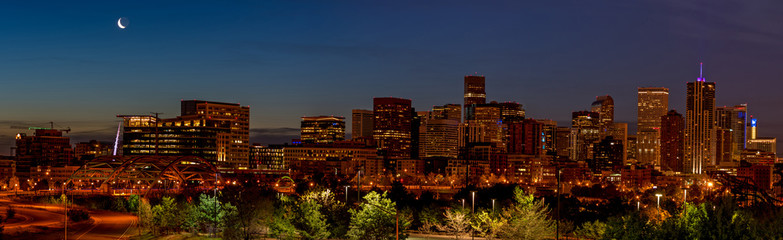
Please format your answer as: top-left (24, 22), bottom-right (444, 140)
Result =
top-left (697, 62), bottom-right (705, 82)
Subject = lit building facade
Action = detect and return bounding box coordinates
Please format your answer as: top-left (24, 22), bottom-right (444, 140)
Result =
top-left (747, 137), bottom-right (777, 156)
top-left (464, 75), bottom-right (486, 121)
top-left (250, 144), bottom-right (285, 170)
top-left (685, 65), bottom-right (716, 174)
top-left (716, 104), bottom-right (748, 160)
top-left (420, 118), bottom-right (460, 158)
top-left (591, 95), bottom-right (614, 135)
top-left (74, 140), bottom-right (111, 161)
top-left (571, 111), bottom-right (600, 162)
top-left (373, 97), bottom-right (413, 169)
top-left (15, 129), bottom-right (74, 176)
top-left (660, 110), bottom-right (684, 172)
top-left (181, 100), bottom-right (250, 168)
top-left (300, 116), bottom-right (346, 144)
top-left (351, 109), bottom-right (374, 139)
top-left (637, 87), bottom-right (669, 167)
top-left (120, 115), bottom-right (231, 165)
top-left (432, 104), bottom-right (461, 122)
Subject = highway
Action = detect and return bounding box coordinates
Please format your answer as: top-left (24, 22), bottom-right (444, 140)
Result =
top-left (0, 195), bottom-right (137, 239)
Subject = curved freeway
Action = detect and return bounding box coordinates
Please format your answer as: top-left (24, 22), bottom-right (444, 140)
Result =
top-left (0, 195), bottom-right (137, 239)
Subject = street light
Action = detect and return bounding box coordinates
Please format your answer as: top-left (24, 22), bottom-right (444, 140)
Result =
top-left (491, 198), bottom-right (496, 212)
top-left (655, 193), bottom-right (663, 209)
top-left (344, 185), bottom-right (350, 203)
top-left (461, 199), bottom-right (465, 211)
top-left (471, 191), bottom-right (476, 214)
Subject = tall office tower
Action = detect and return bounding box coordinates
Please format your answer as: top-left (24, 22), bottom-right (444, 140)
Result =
top-left (181, 100), bottom-right (250, 168)
top-left (592, 136), bottom-right (624, 172)
top-left (15, 129), bottom-right (74, 168)
top-left (661, 110), bottom-right (684, 172)
top-left (571, 111), bottom-right (600, 162)
top-left (351, 109), bottom-right (374, 139)
top-left (748, 117), bottom-right (757, 140)
top-left (555, 127), bottom-right (572, 159)
top-left (715, 128), bottom-right (733, 164)
top-left (716, 104), bottom-right (748, 160)
top-left (637, 87), bottom-right (669, 167)
top-left (411, 108), bottom-right (422, 159)
top-left (432, 104), bottom-right (462, 122)
top-left (464, 75), bottom-right (486, 121)
top-left (467, 104), bottom-right (505, 151)
top-left (607, 122), bottom-right (628, 164)
top-left (747, 138), bottom-right (777, 155)
top-left (627, 135), bottom-right (637, 161)
top-left (499, 102), bottom-right (525, 122)
top-left (373, 97), bottom-right (413, 169)
top-left (420, 118), bottom-right (460, 158)
top-left (522, 119), bottom-right (545, 156)
top-left (537, 119), bottom-right (558, 156)
top-left (685, 63), bottom-right (716, 174)
top-left (591, 95), bottom-right (614, 134)
top-left (300, 116), bottom-right (346, 144)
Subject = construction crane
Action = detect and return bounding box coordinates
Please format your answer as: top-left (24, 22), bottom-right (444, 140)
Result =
top-left (10, 121), bottom-right (71, 133)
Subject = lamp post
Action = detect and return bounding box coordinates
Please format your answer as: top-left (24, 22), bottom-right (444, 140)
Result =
top-left (655, 193), bottom-right (663, 217)
top-left (461, 199), bottom-right (465, 211)
top-left (471, 191), bottom-right (476, 214)
top-left (344, 185), bottom-right (350, 203)
top-left (491, 198), bottom-right (496, 212)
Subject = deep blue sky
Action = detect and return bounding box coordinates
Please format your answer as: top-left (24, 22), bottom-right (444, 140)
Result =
top-left (2, 1), bottom-right (783, 154)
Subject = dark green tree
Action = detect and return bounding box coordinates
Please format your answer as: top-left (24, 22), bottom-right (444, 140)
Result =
top-left (347, 191), bottom-right (409, 240)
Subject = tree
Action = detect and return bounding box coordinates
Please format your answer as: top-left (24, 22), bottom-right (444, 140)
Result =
top-left (269, 195), bottom-right (298, 240)
top-left (138, 198), bottom-right (153, 233)
top-left (347, 191), bottom-right (408, 240)
top-left (126, 195), bottom-right (140, 213)
top-left (196, 193), bottom-right (235, 234)
top-left (470, 210), bottom-right (507, 240)
top-left (151, 196), bottom-right (179, 235)
top-left (573, 220), bottom-right (605, 240)
top-left (498, 187), bottom-right (554, 240)
top-left (436, 208), bottom-right (470, 239)
top-left (417, 205), bottom-right (441, 234)
top-left (293, 199), bottom-right (331, 240)
top-left (301, 188), bottom-right (350, 238)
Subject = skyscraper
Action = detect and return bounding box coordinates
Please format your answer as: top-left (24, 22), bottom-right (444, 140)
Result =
top-left (685, 63), bottom-right (716, 174)
top-left (607, 122), bottom-right (628, 164)
top-left (591, 95), bottom-right (614, 134)
top-left (373, 97), bottom-right (413, 169)
top-left (300, 116), bottom-right (345, 144)
top-left (351, 109), bottom-right (374, 140)
top-left (464, 75), bottom-right (486, 121)
top-left (716, 104), bottom-right (748, 161)
top-left (661, 110), bottom-right (684, 172)
top-left (420, 118), bottom-right (460, 158)
top-left (571, 111), bottom-right (600, 161)
top-left (637, 87), bottom-right (669, 166)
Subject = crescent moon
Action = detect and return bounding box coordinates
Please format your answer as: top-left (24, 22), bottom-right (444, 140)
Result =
top-left (117, 18), bottom-right (126, 29)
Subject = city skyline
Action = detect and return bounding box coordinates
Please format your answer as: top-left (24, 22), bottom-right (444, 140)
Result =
top-left (3, 1), bottom-right (783, 154)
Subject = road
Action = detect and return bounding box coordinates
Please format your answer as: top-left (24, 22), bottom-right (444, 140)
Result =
top-left (0, 195), bottom-right (137, 239)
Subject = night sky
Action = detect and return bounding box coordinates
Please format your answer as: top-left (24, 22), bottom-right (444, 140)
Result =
top-left (2, 1), bottom-right (782, 155)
